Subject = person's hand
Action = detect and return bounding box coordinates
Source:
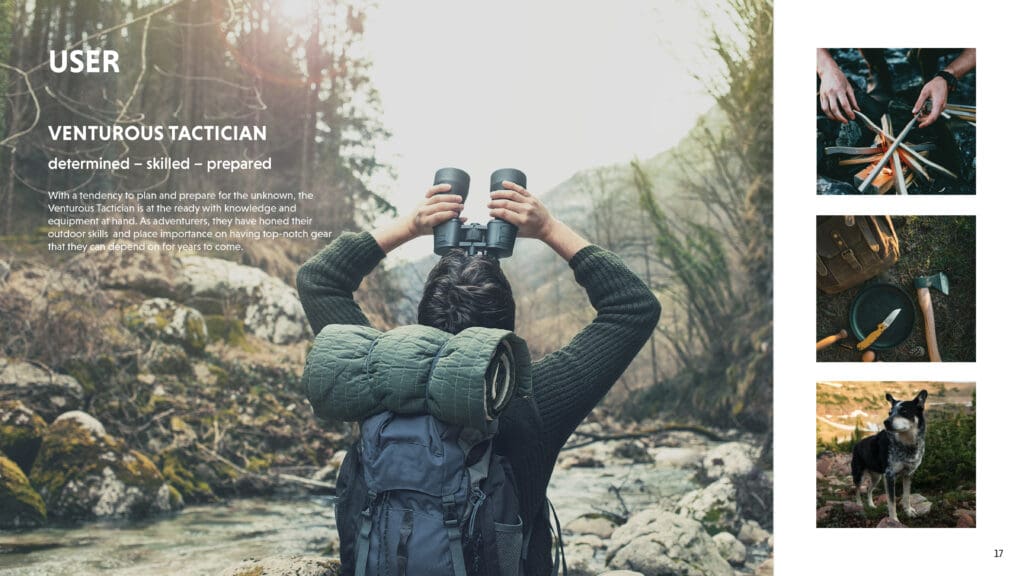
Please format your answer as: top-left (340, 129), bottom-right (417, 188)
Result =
top-left (372, 183), bottom-right (465, 253)
top-left (913, 76), bottom-right (949, 128)
top-left (818, 51), bottom-right (859, 123)
top-left (404, 183), bottom-right (467, 237)
top-left (487, 181), bottom-right (554, 240)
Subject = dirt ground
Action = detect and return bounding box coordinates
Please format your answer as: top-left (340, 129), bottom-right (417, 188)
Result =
top-left (816, 216), bottom-right (976, 362)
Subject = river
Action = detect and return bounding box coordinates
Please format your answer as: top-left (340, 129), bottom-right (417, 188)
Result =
top-left (0, 463), bottom-right (695, 575)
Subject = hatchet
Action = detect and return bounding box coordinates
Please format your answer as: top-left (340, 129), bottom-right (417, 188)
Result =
top-left (914, 272), bottom-right (949, 362)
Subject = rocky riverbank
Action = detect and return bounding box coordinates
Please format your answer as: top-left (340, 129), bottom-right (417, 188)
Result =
top-left (216, 430), bottom-right (773, 576)
top-left (1, 250), bottom-right (773, 575)
top-left (1, 248), bottom-right (345, 527)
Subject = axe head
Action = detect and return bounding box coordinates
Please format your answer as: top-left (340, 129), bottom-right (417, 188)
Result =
top-left (914, 271), bottom-right (949, 295)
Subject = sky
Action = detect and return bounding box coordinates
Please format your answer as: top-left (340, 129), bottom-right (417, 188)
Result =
top-left (359, 0), bottom-right (726, 258)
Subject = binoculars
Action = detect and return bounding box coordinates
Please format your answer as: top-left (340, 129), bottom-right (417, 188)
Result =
top-left (432, 167), bottom-right (526, 259)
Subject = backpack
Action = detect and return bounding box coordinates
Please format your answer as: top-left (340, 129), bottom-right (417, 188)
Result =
top-left (816, 215), bottom-right (899, 294)
top-left (334, 411), bottom-right (525, 576)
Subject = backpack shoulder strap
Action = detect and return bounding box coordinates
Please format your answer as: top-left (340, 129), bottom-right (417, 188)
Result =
top-left (353, 490), bottom-right (378, 576)
top-left (442, 494), bottom-right (468, 576)
top-left (547, 499), bottom-right (567, 576)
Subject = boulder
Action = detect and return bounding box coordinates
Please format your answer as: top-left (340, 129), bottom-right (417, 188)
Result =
top-left (558, 448), bottom-right (605, 470)
top-left (877, 517), bottom-right (906, 528)
top-left (0, 359), bottom-right (84, 421)
top-left (817, 175), bottom-right (858, 195)
top-left (702, 442), bottom-right (755, 480)
top-left (564, 534), bottom-right (603, 576)
top-left (219, 555), bottom-right (340, 576)
top-left (176, 256), bottom-right (310, 344)
top-left (606, 509), bottom-right (732, 576)
top-left (737, 519), bottom-right (771, 546)
top-left (29, 411), bottom-right (180, 520)
top-left (755, 556), bottom-right (774, 576)
top-left (712, 531), bottom-right (747, 566)
top-left (906, 493), bottom-right (932, 516)
top-left (651, 446), bottom-right (701, 468)
top-left (955, 509), bottom-right (976, 528)
top-left (0, 452), bottom-right (47, 528)
top-left (565, 513), bottom-right (617, 539)
top-left (124, 298), bottom-right (208, 354)
top-left (676, 476), bottom-right (737, 533)
top-left (66, 245), bottom-right (181, 298)
top-left (140, 342), bottom-right (193, 376)
top-left (0, 400), bottom-right (47, 473)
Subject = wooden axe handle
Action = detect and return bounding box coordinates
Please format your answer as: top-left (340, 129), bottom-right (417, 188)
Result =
top-left (917, 286), bottom-right (941, 362)
top-left (816, 329), bottom-right (848, 351)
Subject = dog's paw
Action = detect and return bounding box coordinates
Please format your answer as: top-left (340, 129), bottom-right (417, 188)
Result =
top-left (905, 506), bottom-right (918, 518)
top-left (865, 497), bottom-right (875, 508)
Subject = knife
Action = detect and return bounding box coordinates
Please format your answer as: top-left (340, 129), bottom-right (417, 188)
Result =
top-left (856, 308), bottom-right (902, 351)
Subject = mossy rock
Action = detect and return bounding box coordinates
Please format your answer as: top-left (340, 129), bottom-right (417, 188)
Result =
top-left (62, 355), bottom-right (119, 398)
top-left (0, 400), bottom-right (47, 473)
top-left (142, 343), bottom-right (193, 376)
top-left (0, 451), bottom-right (47, 528)
top-left (204, 315), bottom-right (249, 348)
top-left (157, 447), bottom-right (217, 504)
top-left (0, 359), bottom-right (84, 422)
top-left (29, 411), bottom-right (178, 520)
top-left (124, 298), bottom-right (208, 355)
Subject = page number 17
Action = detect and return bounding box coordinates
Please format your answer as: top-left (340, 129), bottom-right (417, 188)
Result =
top-left (995, 549), bottom-right (1004, 558)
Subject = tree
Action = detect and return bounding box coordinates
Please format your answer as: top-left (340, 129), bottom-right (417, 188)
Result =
top-left (631, 0), bottom-right (772, 431)
top-left (0, 0), bottom-right (392, 247)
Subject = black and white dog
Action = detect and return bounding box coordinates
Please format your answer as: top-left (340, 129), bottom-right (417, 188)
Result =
top-left (851, 390), bottom-right (928, 522)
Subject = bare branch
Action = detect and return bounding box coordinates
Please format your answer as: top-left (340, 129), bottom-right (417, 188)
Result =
top-left (115, 16), bottom-right (152, 124)
top-left (0, 63), bottom-right (40, 148)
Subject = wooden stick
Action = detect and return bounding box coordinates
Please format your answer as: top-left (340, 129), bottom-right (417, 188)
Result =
top-left (826, 146), bottom-right (883, 156)
top-left (901, 150), bottom-right (932, 182)
top-left (854, 111), bottom-right (957, 180)
top-left (858, 113), bottom-right (917, 193)
top-left (839, 154), bottom-right (883, 166)
top-left (886, 115), bottom-right (909, 195)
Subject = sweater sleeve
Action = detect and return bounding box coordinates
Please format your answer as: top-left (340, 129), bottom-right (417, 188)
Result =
top-left (296, 231), bottom-right (387, 335)
top-left (531, 245), bottom-right (661, 463)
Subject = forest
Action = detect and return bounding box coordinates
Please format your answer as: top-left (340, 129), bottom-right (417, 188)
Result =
top-left (1, 1), bottom-right (773, 574)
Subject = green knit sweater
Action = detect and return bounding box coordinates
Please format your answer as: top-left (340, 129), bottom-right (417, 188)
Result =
top-left (296, 231), bottom-right (660, 576)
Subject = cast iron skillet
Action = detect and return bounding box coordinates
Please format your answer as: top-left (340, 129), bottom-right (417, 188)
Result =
top-left (849, 283), bottom-right (916, 350)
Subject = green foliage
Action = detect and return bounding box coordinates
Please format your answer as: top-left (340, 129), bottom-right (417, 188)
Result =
top-left (0, 452), bottom-right (47, 528)
top-left (631, 0), bottom-right (772, 432)
top-left (915, 409), bottom-right (976, 491)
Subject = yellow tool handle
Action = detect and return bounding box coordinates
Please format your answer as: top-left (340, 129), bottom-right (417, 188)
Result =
top-left (856, 322), bottom-right (887, 350)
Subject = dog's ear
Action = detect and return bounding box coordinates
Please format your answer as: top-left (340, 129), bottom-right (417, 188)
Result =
top-left (885, 393), bottom-right (896, 404)
top-left (914, 390), bottom-right (928, 406)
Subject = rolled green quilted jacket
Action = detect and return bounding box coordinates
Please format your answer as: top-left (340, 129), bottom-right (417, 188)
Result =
top-left (302, 324), bottom-right (532, 430)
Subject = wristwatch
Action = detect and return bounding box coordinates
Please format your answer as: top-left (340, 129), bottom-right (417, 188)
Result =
top-left (934, 70), bottom-right (958, 93)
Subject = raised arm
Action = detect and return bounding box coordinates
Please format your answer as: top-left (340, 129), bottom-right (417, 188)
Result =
top-left (296, 232), bottom-right (387, 334)
top-left (531, 246), bottom-right (660, 460)
top-left (297, 183), bottom-right (465, 335)
top-left (487, 182), bottom-right (661, 461)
